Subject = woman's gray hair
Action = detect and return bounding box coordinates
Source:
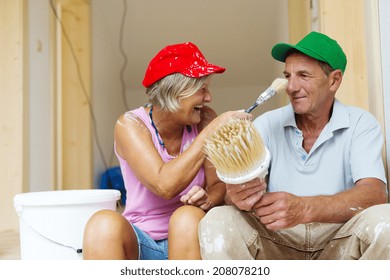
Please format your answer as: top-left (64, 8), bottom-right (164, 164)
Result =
top-left (145, 73), bottom-right (210, 112)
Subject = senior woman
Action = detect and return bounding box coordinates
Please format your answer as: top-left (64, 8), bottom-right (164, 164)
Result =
top-left (82, 42), bottom-right (249, 260)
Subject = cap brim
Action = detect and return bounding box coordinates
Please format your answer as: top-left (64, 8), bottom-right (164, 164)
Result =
top-left (181, 64), bottom-right (226, 78)
top-left (271, 43), bottom-right (295, 62)
top-left (272, 43), bottom-right (329, 65)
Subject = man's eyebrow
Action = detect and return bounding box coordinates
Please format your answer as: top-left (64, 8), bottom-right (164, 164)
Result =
top-left (283, 69), bottom-right (311, 75)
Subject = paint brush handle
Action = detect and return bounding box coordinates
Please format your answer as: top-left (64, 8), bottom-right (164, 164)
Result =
top-left (245, 87), bottom-right (274, 113)
top-left (245, 78), bottom-right (287, 114)
top-left (245, 103), bottom-right (258, 113)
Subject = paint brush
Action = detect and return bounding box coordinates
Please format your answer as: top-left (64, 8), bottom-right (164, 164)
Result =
top-left (245, 78), bottom-right (288, 113)
top-left (204, 118), bottom-right (270, 184)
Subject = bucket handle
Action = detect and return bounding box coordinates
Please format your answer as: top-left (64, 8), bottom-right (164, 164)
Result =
top-left (15, 207), bottom-right (83, 257)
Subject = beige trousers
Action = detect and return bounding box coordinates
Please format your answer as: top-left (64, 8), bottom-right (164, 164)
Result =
top-left (199, 204), bottom-right (390, 259)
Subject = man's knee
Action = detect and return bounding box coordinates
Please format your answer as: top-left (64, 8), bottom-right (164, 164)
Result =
top-left (199, 205), bottom-right (238, 231)
top-left (358, 203), bottom-right (390, 224)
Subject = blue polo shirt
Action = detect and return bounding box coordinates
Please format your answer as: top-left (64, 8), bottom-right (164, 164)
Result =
top-left (253, 99), bottom-right (387, 196)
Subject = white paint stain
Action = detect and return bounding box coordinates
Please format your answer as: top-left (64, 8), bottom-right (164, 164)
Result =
top-left (201, 229), bottom-right (225, 254)
top-left (349, 207), bottom-right (363, 211)
top-left (213, 234), bottom-right (225, 253)
top-left (372, 221), bottom-right (390, 245)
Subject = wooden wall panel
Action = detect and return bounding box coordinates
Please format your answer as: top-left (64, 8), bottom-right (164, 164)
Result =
top-left (318, 0), bottom-right (368, 110)
top-left (288, 0), bottom-right (311, 44)
top-left (0, 0), bottom-right (27, 231)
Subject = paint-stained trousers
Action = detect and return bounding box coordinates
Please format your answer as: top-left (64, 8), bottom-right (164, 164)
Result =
top-left (199, 204), bottom-right (390, 259)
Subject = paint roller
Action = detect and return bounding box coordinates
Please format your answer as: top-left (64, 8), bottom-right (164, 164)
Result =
top-left (204, 118), bottom-right (270, 185)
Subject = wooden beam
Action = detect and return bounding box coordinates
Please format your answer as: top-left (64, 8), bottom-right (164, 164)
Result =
top-left (52, 0), bottom-right (92, 189)
top-left (288, 0), bottom-right (311, 44)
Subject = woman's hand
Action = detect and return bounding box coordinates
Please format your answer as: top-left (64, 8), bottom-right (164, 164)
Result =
top-left (180, 185), bottom-right (213, 211)
top-left (199, 109), bottom-right (253, 139)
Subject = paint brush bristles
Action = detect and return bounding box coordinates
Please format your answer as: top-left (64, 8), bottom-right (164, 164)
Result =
top-left (204, 118), bottom-right (270, 184)
top-left (245, 78), bottom-right (288, 113)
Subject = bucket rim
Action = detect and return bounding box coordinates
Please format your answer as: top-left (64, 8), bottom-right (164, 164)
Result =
top-left (14, 189), bottom-right (121, 206)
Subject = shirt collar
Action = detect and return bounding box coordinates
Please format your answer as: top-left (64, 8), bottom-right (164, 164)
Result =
top-left (282, 99), bottom-right (350, 132)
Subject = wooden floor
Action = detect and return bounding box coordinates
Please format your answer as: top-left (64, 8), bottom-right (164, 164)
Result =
top-left (0, 229), bottom-right (20, 260)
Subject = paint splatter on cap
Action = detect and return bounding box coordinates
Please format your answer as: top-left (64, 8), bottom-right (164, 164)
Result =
top-left (142, 42), bottom-right (226, 87)
top-left (271, 31), bottom-right (347, 73)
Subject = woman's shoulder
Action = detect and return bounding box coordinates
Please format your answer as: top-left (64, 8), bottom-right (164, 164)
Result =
top-left (114, 107), bottom-right (151, 157)
top-left (115, 107), bottom-right (150, 136)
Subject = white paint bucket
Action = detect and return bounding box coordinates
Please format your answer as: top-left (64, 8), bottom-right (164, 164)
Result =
top-left (13, 189), bottom-right (121, 260)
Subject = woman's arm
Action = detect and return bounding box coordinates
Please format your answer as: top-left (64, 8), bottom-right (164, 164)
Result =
top-left (179, 106), bottom-right (230, 210)
top-left (115, 108), bottom-right (249, 200)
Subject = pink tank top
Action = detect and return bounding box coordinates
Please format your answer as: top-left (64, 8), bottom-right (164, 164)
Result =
top-left (115, 106), bottom-right (205, 240)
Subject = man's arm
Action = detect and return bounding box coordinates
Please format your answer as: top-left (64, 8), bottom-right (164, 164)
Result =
top-left (303, 178), bottom-right (387, 223)
top-left (252, 177), bottom-right (387, 230)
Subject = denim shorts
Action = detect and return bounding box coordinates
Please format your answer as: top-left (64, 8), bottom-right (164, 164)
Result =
top-left (131, 224), bottom-right (168, 260)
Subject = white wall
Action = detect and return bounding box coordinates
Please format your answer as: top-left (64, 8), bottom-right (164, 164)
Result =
top-left (28, 0), bottom-right (53, 192)
top-left (24, 0), bottom-right (390, 191)
top-left (91, 0), bottom-right (289, 186)
top-left (26, 0), bottom-right (289, 191)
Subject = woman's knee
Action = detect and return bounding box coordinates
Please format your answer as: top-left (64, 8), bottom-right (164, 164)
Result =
top-left (168, 206), bottom-right (205, 259)
top-left (169, 205), bottom-right (205, 232)
top-left (83, 209), bottom-right (138, 259)
top-left (84, 209), bottom-right (129, 244)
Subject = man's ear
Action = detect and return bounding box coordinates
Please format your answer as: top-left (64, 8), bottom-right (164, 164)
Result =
top-left (329, 69), bottom-right (343, 91)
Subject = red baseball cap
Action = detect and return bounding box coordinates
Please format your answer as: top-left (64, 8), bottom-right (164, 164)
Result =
top-left (142, 42), bottom-right (226, 88)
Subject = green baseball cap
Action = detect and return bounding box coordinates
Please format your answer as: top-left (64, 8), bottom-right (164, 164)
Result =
top-left (271, 31), bottom-right (347, 73)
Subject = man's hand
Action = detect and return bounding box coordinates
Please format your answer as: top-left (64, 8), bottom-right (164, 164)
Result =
top-left (225, 178), bottom-right (267, 211)
top-left (253, 192), bottom-right (308, 230)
